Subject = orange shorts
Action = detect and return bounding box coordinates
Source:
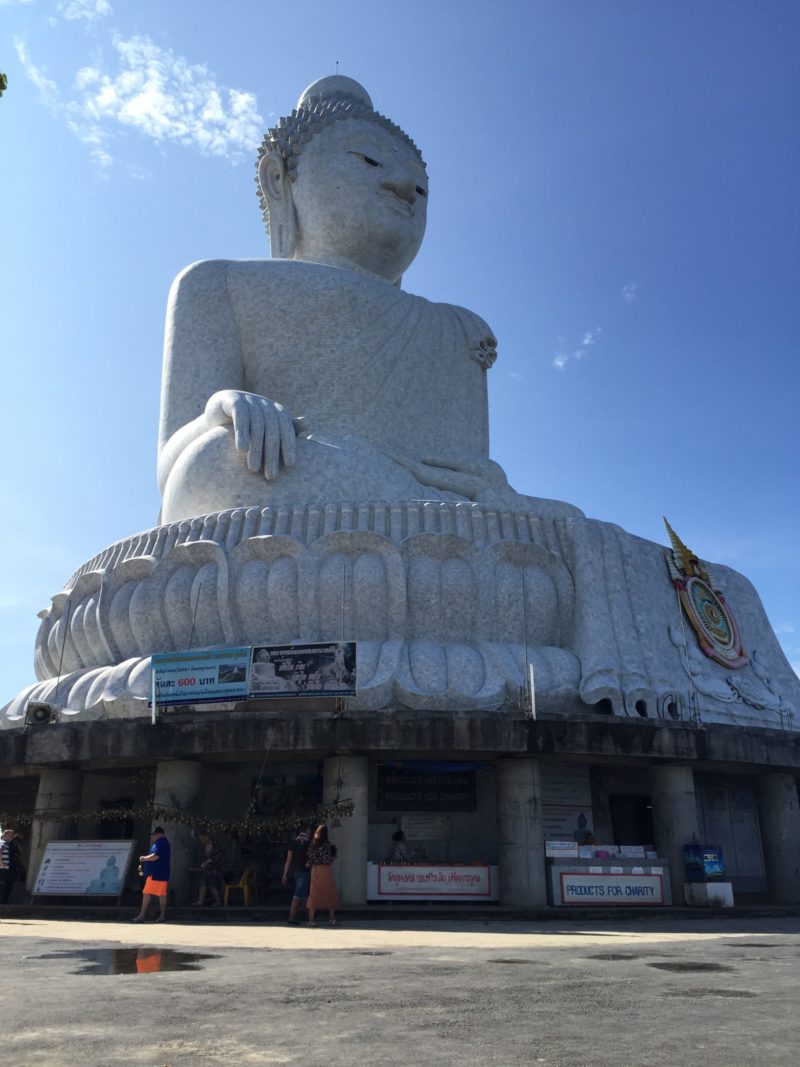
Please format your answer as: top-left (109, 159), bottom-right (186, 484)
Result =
top-left (143, 877), bottom-right (168, 897)
top-left (135, 952), bottom-right (162, 973)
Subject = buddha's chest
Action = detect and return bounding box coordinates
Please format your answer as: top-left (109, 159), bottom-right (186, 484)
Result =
top-left (228, 266), bottom-right (490, 459)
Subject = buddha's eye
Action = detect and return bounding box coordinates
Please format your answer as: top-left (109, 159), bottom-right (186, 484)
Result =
top-left (348, 151), bottom-right (382, 167)
top-left (416, 185), bottom-right (427, 198)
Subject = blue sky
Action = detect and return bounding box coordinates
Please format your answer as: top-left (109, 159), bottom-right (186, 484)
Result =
top-left (1, 0), bottom-right (798, 702)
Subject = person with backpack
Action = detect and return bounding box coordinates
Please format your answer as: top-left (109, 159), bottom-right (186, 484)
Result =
top-left (282, 823), bottom-right (312, 925)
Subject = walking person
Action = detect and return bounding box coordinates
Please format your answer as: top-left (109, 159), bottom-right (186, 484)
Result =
top-left (1, 829), bottom-right (24, 905)
top-left (191, 830), bottom-right (225, 907)
top-left (132, 827), bottom-right (171, 923)
top-left (281, 823), bottom-right (311, 925)
top-left (305, 824), bottom-right (339, 928)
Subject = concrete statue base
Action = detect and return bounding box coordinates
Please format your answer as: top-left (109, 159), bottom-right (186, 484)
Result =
top-left (3, 499), bottom-right (797, 728)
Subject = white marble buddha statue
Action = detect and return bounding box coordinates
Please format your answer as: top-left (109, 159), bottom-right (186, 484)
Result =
top-left (158, 75), bottom-right (579, 524)
top-left (4, 76), bottom-right (798, 728)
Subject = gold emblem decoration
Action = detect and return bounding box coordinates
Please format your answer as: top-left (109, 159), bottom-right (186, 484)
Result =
top-left (664, 518), bottom-right (748, 669)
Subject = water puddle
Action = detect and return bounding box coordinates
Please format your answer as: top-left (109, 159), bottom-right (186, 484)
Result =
top-left (647, 961), bottom-right (734, 974)
top-left (487, 958), bottom-right (545, 965)
top-left (351, 950), bottom-right (392, 957)
top-left (665, 987), bottom-right (756, 999)
top-left (586, 953), bottom-right (643, 961)
top-left (722, 942), bottom-right (782, 949)
top-left (28, 948), bottom-right (219, 975)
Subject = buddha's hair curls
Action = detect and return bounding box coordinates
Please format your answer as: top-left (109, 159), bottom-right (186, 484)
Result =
top-left (255, 89), bottom-right (425, 235)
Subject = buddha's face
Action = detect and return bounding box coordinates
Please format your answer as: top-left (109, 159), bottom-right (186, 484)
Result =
top-left (290, 118), bottom-right (428, 282)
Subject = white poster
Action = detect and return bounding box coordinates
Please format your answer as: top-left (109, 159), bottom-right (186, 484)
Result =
top-left (33, 840), bottom-right (135, 896)
top-left (541, 764), bottom-right (594, 841)
top-left (401, 815), bottom-right (449, 841)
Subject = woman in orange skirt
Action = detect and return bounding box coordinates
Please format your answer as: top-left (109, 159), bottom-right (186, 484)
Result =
top-left (306, 824), bottom-right (339, 927)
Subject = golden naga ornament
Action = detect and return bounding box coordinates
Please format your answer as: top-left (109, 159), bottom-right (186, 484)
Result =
top-left (664, 518), bottom-right (748, 669)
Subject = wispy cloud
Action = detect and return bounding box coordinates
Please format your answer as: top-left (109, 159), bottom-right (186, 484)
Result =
top-left (791, 661), bottom-right (800, 680)
top-left (622, 282), bottom-right (638, 303)
top-left (15, 35), bottom-right (263, 168)
top-left (57, 0), bottom-right (112, 20)
top-left (553, 327), bottom-right (602, 370)
top-left (773, 622), bottom-right (795, 635)
top-left (508, 370), bottom-right (524, 382)
top-left (0, 0), bottom-right (35, 6)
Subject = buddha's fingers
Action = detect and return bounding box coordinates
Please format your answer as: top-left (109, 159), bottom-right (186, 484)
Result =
top-left (263, 405), bottom-right (281, 480)
top-left (245, 395), bottom-right (266, 473)
top-left (229, 394), bottom-right (250, 453)
top-left (277, 404), bottom-right (296, 469)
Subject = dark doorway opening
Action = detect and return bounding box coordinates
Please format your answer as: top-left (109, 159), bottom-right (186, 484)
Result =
top-left (97, 797), bottom-right (134, 840)
top-left (609, 794), bottom-right (654, 845)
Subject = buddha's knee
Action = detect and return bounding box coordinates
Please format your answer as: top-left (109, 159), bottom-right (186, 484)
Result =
top-left (162, 425), bottom-right (258, 522)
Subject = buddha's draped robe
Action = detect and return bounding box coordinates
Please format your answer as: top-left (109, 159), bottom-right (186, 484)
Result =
top-left (161, 260), bottom-right (507, 502)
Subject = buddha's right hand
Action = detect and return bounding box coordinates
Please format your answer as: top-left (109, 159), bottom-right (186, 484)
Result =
top-left (205, 390), bottom-right (297, 480)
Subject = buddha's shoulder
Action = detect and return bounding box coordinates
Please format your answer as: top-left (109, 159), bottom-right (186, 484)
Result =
top-left (170, 261), bottom-right (493, 332)
top-left (431, 299), bottom-right (494, 338)
top-left (171, 258), bottom-right (299, 294)
top-left (171, 259), bottom-right (394, 296)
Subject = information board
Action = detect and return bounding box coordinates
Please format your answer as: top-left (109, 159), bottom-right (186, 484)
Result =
top-left (151, 648), bottom-right (251, 706)
top-left (250, 642), bottom-right (356, 697)
top-left (33, 840), bottom-right (135, 897)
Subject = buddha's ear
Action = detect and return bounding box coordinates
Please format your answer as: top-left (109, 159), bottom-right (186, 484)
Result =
top-left (258, 151), bottom-right (296, 259)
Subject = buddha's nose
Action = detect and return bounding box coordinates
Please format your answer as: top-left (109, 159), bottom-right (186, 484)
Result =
top-left (381, 173), bottom-right (417, 205)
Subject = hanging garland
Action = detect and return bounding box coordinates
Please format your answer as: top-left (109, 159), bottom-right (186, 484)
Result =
top-left (0, 798), bottom-right (355, 839)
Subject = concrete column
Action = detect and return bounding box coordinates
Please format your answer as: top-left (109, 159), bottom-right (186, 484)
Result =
top-left (323, 755), bottom-right (368, 907)
top-left (757, 774), bottom-right (800, 904)
top-left (495, 758), bottom-right (547, 907)
top-left (650, 764), bottom-right (700, 906)
top-left (152, 760), bottom-right (201, 905)
top-left (27, 768), bottom-right (83, 892)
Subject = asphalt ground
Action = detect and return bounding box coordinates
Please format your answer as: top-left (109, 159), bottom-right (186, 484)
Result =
top-left (2, 914), bottom-right (799, 1066)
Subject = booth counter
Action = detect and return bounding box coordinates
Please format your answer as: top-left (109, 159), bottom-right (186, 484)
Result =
top-left (546, 841), bottom-right (672, 906)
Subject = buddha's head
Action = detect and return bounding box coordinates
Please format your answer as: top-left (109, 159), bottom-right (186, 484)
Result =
top-left (257, 76), bottom-right (428, 285)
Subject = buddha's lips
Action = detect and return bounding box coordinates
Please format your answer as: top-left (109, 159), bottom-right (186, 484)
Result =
top-left (378, 193), bottom-right (414, 216)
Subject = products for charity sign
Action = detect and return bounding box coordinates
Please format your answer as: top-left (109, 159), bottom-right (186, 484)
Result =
top-left (559, 871), bottom-right (664, 905)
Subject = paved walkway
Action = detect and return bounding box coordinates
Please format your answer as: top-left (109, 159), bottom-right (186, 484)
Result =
top-left (3, 914), bottom-right (800, 1066)
top-left (0, 913), bottom-right (789, 951)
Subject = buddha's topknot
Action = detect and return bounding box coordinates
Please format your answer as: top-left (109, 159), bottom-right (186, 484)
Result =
top-left (256, 75), bottom-right (425, 235)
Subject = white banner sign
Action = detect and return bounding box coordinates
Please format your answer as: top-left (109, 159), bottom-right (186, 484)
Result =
top-left (377, 864), bottom-right (494, 898)
top-left (559, 871), bottom-right (664, 906)
top-left (33, 840), bottom-right (135, 896)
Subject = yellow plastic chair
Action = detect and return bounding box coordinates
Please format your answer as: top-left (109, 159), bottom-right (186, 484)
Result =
top-left (223, 865), bottom-right (260, 907)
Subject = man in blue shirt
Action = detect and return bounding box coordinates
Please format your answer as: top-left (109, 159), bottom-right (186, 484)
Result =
top-left (132, 827), bottom-right (171, 923)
